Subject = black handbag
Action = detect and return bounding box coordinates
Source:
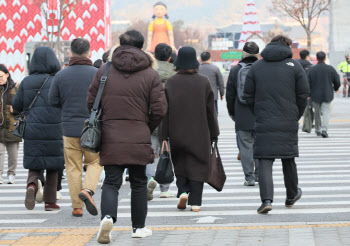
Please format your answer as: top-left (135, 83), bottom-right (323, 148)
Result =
top-left (155, 141), bottom-right (175, 184)
top-left (80, 62), bottom-right (112, 153)
top-left (13, 76), bottom-right (50, 138)
top-left (207, 141), bottom-right (226, 192)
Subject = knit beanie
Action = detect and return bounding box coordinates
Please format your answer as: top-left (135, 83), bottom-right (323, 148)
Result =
top-left (242, 42), bottom-right (260, 59)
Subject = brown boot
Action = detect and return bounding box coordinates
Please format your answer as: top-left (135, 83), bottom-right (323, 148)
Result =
top-left (237, 153), bottom-right (241, 161)
top-left (78, 190), bottom-right (98, 216)
top-left (45, 203), bottom-right (60, 211)
top-left (25, 183), bottom-right (37, 210)
top-left (72, 208), bottom-right (83, 217)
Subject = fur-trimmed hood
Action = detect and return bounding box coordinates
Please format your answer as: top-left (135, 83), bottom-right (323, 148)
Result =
top-left (108, 45), bottom-right (157, 73)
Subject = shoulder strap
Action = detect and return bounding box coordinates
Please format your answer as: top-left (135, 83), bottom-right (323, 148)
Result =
top-left (26, 75), bottom-right (50, 113)
top-left (239, 62), bottom-right (246, 68)
top-left (89, 62), bottom-right (112, 125)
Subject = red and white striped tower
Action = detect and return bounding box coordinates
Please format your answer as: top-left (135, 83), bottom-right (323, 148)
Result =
top-left (238, 0), bottom-right (262, 50)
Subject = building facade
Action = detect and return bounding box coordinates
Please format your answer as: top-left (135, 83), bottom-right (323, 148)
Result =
top-left (0, 0), bottom-right (111, 82)
top-left (329, 0), bottom-right (350, 68)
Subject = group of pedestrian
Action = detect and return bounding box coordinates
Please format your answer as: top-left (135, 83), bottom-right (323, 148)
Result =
top-left (1, 27), bottom-right (342, 244)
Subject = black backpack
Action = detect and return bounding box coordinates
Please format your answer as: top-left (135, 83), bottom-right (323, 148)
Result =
top-left (237, 62), bottom-right (253, 104)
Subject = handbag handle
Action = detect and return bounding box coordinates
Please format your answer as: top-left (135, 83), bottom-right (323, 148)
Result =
top-left (161, 140), bottom-right (170, 153)
top-left (89, 62), bottom-right (112, 125)
top-left (212, 141), bottom-right (220, 159)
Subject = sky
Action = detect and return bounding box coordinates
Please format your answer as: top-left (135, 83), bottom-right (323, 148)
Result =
top-left (112, 0), bottom-right (271, 27)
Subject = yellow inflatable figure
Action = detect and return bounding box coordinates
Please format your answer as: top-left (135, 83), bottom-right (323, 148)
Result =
top-left (147, 2), bottom-right (176, 52)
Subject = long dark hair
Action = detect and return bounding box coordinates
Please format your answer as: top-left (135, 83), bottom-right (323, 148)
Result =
top-left (0, 64), bottom-right (14, 84)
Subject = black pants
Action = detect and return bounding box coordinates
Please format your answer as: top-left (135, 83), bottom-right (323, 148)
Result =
top-left (257, 158), bottom-right (298, 203)
top-left (214, 100), bottom-right (218, 116)
top-left (27, 169), bottom-right (58, 204)
top-left (101, 165), bottom-right (147, 228)
top-left (39, 168), bottom-right (63, 191)
top-left (176, 176), bottom-right (204, 206)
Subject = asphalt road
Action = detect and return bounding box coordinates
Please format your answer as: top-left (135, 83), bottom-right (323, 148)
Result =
top-left (1, 96), bottom-right (350, 229)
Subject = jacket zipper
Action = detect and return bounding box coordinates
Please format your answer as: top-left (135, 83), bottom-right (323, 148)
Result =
top-left (0, 83), bottom-right (9, 127)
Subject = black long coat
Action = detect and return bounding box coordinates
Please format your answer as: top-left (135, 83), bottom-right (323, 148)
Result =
top-left (244, 42), bottom-right (310, 159)
top-left (12, 47), bottom-right (64, 170)
top-left (161, 72), bottom-right (220, 182)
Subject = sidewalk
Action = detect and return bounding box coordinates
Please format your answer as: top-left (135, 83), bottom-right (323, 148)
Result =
top-left (1, 222), bottom-right (350, 246)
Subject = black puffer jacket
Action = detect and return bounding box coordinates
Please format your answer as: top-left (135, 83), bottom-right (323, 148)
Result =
top-left (226, 56), bottom-right (258, 131)
top-left (12, 47), bottom-right (64, 170)
top-left (244, 42), bottom-right (310, 159)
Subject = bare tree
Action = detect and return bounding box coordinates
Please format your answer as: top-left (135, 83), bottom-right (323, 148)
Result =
top-left (33, 0), bottom-right (81, 60)
top-left (271, 0), bottom-right (332, 51)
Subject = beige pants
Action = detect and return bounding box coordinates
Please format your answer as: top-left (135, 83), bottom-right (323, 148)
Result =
top-left (0, 142), bottom-right (19, 177)
top-left (63, 137), bottom-right (103, 209)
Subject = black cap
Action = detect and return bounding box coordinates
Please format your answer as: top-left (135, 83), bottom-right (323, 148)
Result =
top-left (174, 46), bottom-right (199, 70)
top-left (243, 42), bottom-right (259, 55)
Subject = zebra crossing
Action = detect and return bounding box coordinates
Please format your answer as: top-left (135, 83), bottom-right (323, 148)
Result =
top-left (0, 127), bottom-right (350, 227)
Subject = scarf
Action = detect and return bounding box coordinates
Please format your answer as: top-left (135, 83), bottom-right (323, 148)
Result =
top-left (69, 57), bottom-right (93, 66)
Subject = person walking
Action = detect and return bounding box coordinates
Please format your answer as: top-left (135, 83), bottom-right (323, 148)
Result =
top-left (146, 43), bottom-right (176, 201)
top-left (297, 50), bottom-right (313, 74)
top-left (244, 35), bottom-right (310, 214)
top-left (199, 52), bottom-right (225, 115)
top-left (161, 46), bottom-right (220, 213)
top-left (0, 65), bottom-right (22, 185)
top-left (49, 38), bottom-right (103, 217)
top-left (338, 54), bottom-right (350, 97)
top-left (88, 30), bottom-right (167, 244)
top-left (12, 46), bottom-right (64, 211)
top-left (226, 42), bottom-right (259, 186)
top-left (308, 51), bottom-right (340, 138)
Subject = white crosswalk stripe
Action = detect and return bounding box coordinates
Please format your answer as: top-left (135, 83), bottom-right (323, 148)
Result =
top-left (1, 128), bottom-right (350, 225)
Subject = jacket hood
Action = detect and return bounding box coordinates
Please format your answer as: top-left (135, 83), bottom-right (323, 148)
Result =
top-left (30, 46), bottom-right (61, 75)
top-left (261, 42), bottom-right (293, 62)
top-left (109, 45), bottom-right (156, 73)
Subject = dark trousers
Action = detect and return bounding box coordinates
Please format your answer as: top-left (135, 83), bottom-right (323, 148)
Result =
top-left (27, 169), bottom-right (58, 204)
top-left (176, 176), bottom-right (204, 206)
top-left (39, 168), bottom-right (63, 191)
top-left (257, 158), bottom-right (298, 203)
top-left (101, 165), bottom-right (147, 228)
top-left (214, 100), bottom-right (218, 116)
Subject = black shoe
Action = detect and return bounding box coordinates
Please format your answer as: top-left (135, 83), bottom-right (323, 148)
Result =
top-left (321, 131), bottom-right (328, 138)
top-left (257, 200), bottom-right (272, 214)
top-left (285, 188), bottom-right (302, 208)
top-left (316, 132), bottom-right (321, 136)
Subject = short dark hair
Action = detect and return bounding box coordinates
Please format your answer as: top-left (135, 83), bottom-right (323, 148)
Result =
top-left (71, 38), bottom-right (90, 56)
top-left (201, 52), bottom-right (211, 62)
top-left (316, 51), bottom-right (326, 61)
top-left (102, 50), bottom-right (110, 63)
top-left (271, 35), bottom-right (293, 46)
top-left (119, 30), bottom-right (144, 49)
top-left (155, 43), bottom-right (172, 61)
top-left (93, 59), bottom-right (103, 68)
top-left (169, 52), bottom-right (177, 64)
top-left (300, 50), bottom-right (310, 60)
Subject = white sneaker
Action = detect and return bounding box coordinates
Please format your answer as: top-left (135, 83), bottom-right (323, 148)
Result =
top-left (160, 191), bottom-right (175, 198)
top-left (132, 227), bottom-right (152, 238)
top-left (36, 180), bottom-right (43, 203)
top-left (0, 176), bottom-right (3, 184)
top-left (57, 191), bottom-right (63, 200)
top-left (8, 175), bottom-right (15, 184)
top-left (147, 178), bottom-right (158, 201)
top-left (191, 205), bottom-right (201, 212)
top-left (97, 216), bottom-right (113, 244)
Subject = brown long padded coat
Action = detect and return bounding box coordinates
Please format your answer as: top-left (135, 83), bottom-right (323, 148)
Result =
top-left (87, 45), bottom-right (167, 166)
top-left (161, 72), bottom-right (220, 183)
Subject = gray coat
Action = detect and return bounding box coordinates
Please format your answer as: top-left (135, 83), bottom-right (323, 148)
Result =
top-left (199, 63), bottom-right (225, 100)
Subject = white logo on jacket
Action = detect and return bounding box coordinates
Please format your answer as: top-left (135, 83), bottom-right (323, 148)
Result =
top-left (286, 62), bottom-right (295, 67)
